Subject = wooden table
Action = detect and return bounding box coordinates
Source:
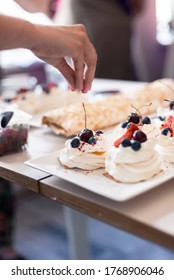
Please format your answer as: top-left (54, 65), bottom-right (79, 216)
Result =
top-left (0, 79), bottom-right (174, 258)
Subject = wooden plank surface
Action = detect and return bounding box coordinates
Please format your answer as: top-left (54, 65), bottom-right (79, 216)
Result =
top-left (39, 175), bottom-right (174, 251)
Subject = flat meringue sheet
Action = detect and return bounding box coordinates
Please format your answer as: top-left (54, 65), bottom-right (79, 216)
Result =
top-left (42, 94), bottom-right (132, 136)
top-left (42, 79), bottom-right (174, 136)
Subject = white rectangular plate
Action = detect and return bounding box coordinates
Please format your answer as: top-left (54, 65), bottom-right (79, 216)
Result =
top-left (25, 150), bottom-right (174, 202)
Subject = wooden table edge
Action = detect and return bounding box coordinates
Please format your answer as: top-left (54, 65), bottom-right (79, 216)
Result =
top-left (0, 166), bottom-right (51, 193)
top-left (39, 176), bottom-right (174, 252)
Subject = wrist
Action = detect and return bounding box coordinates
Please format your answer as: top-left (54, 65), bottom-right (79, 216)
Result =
top-left (20, 20), bottom-right (37, 49)
top-left (27, 24), bottom-right (52, 54)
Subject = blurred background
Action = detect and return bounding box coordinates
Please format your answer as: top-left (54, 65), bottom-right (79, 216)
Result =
top-left (1, 0), bottom-right (174, 260)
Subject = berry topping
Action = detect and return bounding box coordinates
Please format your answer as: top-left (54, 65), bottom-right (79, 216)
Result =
top-left (0, 111), bottom-right (14, 128)
top-left (42, 82), bottom-right (57, 94)
top-left (169, 100), bottom-right (174, 110)
top-left (42, 84), bottom-right (50, 94)
top-left (47, 82), bottom-right (57, 89)
top-left (70, 137), bottom-right (80, 148)
top-left (131, 140), bottom-right (141, 151)
top-left (79, 129), bottom-right (93, 143)
top-left (142, 116), bottom-right (151, 124)
top-left (17, 87), bottom-right (29, 94)
top-left (133, 130), bottom-right (147, 143)
top-left (95, 130), bottom-right (103, 135)
top-left (128, 113), bottom-right (140, 124)
top-left (3, 97), bottom-right (12, 103)
top-left (121, 121), bottom-right (129, 128)
top-left (161, 116), bottom-right (174, 134)
top-left (121, 138), bottom-right (131, 147)
top-left (88, 137), bottom-right (97, 145)
top-left (114, 122), bottom-right (139, 148)
top-left (161, 127), bottom-right (170, 136)
top-left (126, 122), bottom-right (139, 132)
top-left (159, 116), bottom-right (165, 121)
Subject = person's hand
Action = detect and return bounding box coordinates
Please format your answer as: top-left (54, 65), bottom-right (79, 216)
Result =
top-left (0, 15), bottom-right (97, 93)
top-left (31, 24), bottom-right (97, 93)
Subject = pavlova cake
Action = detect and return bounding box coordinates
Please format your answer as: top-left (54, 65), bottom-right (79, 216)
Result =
top-left (59, 128), bottom-right (111, 170)
top-left (156, 115), bottom-right (174, 163)
top-left (105, 122), bottom-right (162, 183)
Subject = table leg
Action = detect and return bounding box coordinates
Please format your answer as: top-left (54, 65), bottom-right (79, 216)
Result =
top-left (63, 206), bottom-right (90, 260)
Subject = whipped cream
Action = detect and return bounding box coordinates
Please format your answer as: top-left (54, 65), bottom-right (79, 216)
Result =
top-left (156, 131), bottom-right (174, 162)
top-left (157, 106), bottom-right (174, 119)
top-left (141, 119), bottom-right (161, 138)
top-left (105, 139), bottom-right (162, 183)
top-left (59, 133), bottom-right (111, 170)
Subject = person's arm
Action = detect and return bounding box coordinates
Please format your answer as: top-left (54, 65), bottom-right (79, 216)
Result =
top-left (0, 14), bottom-right (97, 93)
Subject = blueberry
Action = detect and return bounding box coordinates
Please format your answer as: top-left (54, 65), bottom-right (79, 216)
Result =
top-left (88, 137), bottom-right (96, 145)
top-left (95, 130), bottom-right (103, 135)
top-left (131, 140), bottom-right (141, 151)
top-left (161, 127), bottom-right (170, 136)
top-left (3, 97), bottom-right (12, 103)
top-left (133, 130), bottom-right (147, 143)
top-left (126, 122), bottom-right (133, 129)
top-left (121, 121), bottom-right (129, 128)
top-left (121, 138), bottom-right (131, 147)
top-left (70, 137), bottom-right (80, 148)
top-left (159, 116), bottom-right (165, 121)
top-left (142, 116), bottom-right (151, 124)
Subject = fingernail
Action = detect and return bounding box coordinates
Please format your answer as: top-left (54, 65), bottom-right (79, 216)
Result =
top-left (81, 85), bottom-right (84, 92)
top-left (82, 89), bottom-right (88, 94)
top-left (69, 85), bottom-right (76, 91)
top-left (82, 85), bottom-right (91, 94)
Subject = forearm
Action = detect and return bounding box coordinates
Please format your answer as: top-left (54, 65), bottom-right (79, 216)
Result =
top-left (0, 14), bottom-right (36, 51)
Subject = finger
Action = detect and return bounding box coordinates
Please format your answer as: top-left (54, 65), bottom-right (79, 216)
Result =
top-left (55, 58), bottom-right (76, 90)
top-left (72, 57), bottom-right (85, 91)
top-left (32, 53), bottom-right (77, 90)
top-left (83, 43), bottom-right (97, 93)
